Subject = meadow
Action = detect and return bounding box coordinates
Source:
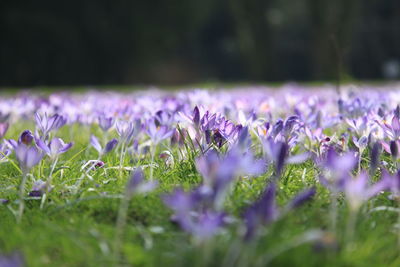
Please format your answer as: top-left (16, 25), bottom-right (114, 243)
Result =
top-left (1, 85), bottom-right (400, 266)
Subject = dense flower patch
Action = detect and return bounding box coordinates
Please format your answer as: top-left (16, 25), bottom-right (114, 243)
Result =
top-left (1, 86), bottom-right (400, 266)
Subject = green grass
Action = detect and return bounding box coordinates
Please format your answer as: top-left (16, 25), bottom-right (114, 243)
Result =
top-left (1, 124), bottom-right (400, 267)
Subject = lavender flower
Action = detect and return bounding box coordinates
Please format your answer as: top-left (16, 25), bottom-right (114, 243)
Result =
top-left (116, 120), bottom-right (135, 143)
top-left (163, 188), bottom-right (226, 241)
top-left (390, 140), bottom-right (399, 160)
top-left (90, 135), bottom-right (118, 156)
top-left (36, 137), bottom-right (73, 159)
top-left (195, 149), bottom-right (265, 208)
top-left (370, 142), bottom-right (381, 173)
top-left (286, 187), bottom-right (316, 209)
top-left (377, 107), bottom-right (400, 139)
top-left (18, 130), bottom-right (34, 146)
top-left (244, 183), bottom-right (277, 240)
top-left (382, 170), bottom-right (400, 198)
top-left (244, 184), bottom-right (316, 241)
top-left (126, 167), bottom-right (157, 197)
top-left (0, 252), bottom-right (24, 267)
top-left (0, 122), bottom-right (9, 138)
top-left (263, 139), bottom-right (307, 178)
top-left (344, 171), bottom-right (390, 211)
top-left (319, 148), bottom-right (358, 192)
top-left (98, 115), bottom-right (114, 132)
top-left (28, 179), bottom-right (50, 197)
top-left (193, 106), bottom-right (200, 127)
top-left (15, 143), bottom-right (43, 173)
top-left (35, 113), bottom-right (67, 137)
top-left (146, 118), bottom-right (174, 144)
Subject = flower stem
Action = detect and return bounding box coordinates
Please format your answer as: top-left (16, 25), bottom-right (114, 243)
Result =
top-left (113, 193), bottom-right (131, 265)
top-left (48, 157), bottom-right (59, 184)
top-left (357, 149), bottom-right (363, 174)
top-left (149, 144), bottom-right (155, 181)
top-left (119, 143), bottom-right (126, 178)
top-left (397, 201), bottom-right (400, 248)
top-left (345, 209), bottom-right (358, 246)
top-left (17, 172), bottom-right (28, 223)
top-left (329, 191), bottom-right (338, 234)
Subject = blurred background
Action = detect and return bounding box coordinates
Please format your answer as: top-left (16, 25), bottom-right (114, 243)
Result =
top-left (1, 0), bottom-right (400, 87)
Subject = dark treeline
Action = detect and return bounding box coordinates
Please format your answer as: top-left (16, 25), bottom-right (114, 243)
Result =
top-left (1, 0), bottom-right (399, 86)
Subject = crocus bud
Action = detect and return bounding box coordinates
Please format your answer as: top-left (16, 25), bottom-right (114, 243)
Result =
top-left (18, 130), bottom-right (34, 145)
top-left (276, 142), bottom-right (288, 177)
top-left (395, 105), bottom-right (400, 119)
top-left (390, 140), bottom-right (398, 159)
top-left (104, 139), bottom-right (118, 154)
top-left (370, 142), bottom-right (381, 172)
top-left (193, 106), bottom-right (200, 127)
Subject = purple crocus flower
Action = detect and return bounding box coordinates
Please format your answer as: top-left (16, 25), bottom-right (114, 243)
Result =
top-left (195, 148), bottom-right (265, 209)
top-left (5, 130), bottom-right (35, 151)
top-left (15, 143), bottom-right (43, 173)
top-left (116, 120), bottom-right (135, 143)
top-left (244, 183), bottom-right (277, 240)
top-left (0, 252), bottom-right (24, 267)
top-left (390, 140), bottom-right (399, 160)
top-left (370, 142), bottom-right (381, 173)
top-left (236, 126), bottom-right (252, 151)
top-left (164, 188), bottom-right (197, 214)
top-left (28, 179), bottom-right (50, 197)
top-left (318, 148), bottom-right (358, 192)
top-left (344, 171), bottom-right (390, 211)
top-left (377, 107), bottom-right (400, 139)
top-left (345, 116), bottom-right (370, 137)
top-left (35, 113), bottom-right (67, 137)
top-left (193, 106), bottom-right (200, 127)
top-left (263, 138), bottom-right (308, 178)
top-left (286, 187), bottom-right (316, 209)
top-left (146, 118), bottom-right (174, 144)
top-left (0, 122), bottom-right (9, 138)
top-left (18, 130), bottom-right (34, 146)
top-left (154, 110), bottom-right (174, 126)
top-left (244, 183), bottom-right (316, 241)
top-left (170, 128), bottom-right (186, 147)
top-left (381, 169), bottom-right (400, 198)
top-left (184, 211), bottom-right (226, 241)
top-left (126, 167), bottom-right (157, 197)
top-left (35, 137), bottom-right (73, 159)
top-left (90, 135), bottom-right (118, 156)
top-left (352, 135), bottom-right (368, 151)
top-left (381, 139), bottom-right (400, 159)
top-left (98, 115), bottom-right (114, 132)
top-left (163, 188), bottom-right (226, 241)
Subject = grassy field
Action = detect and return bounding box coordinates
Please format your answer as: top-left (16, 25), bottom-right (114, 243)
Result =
top-left (1, 87), bottom-right (400, 266)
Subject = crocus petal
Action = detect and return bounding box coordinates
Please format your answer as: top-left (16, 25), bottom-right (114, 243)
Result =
top-left (25, 146), bottom-right (43, 169)
top-left (0, 122), bottom-right (9, 138)
top-left (287, 187), bottom-right (316, 209)
top-left (103, 139), bottom-right (118, 154)
top-left (127, 167), bottom-right (144, 193)
top-left (35, 138), bottom-right (51, 155)
top-left (90, 135), bottom-right (102, 153)
top-left (60, 142), bottom-right (73, 154)
top-left (193, 106), bottom-right (200, 126)
top-left (49, 138), bottom-right (63, 155)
